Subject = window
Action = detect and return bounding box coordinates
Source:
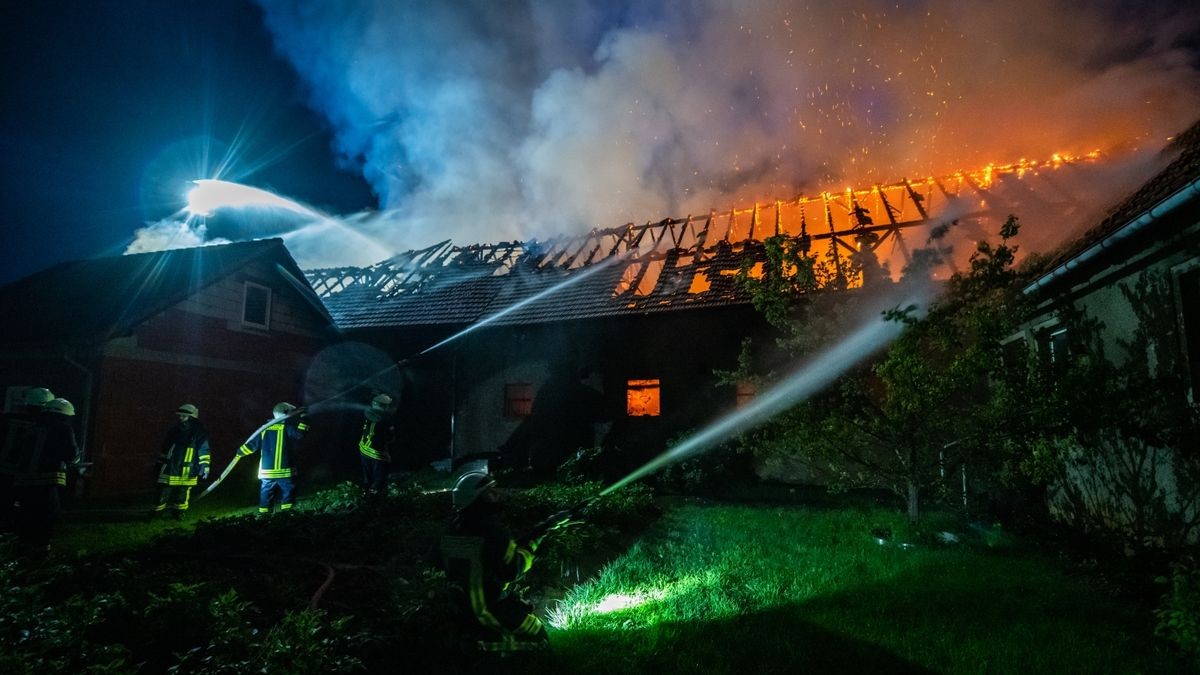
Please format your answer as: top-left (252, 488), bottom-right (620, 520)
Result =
top-left (1001, 336), bottom-right (1028, 371)
top-left (735, 380), bottom-right (756, 408)
top-left (242, 282), bottom-right (272, 329)
top-left (504, 383), bottom-right (534, 418)
top-left (1038, 326), bottom-right (1070, 368)
top-left (626, 379), bottom-right (661, 417)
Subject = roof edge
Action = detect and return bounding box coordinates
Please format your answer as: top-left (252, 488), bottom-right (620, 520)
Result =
top-left (1022, 176), bottom-right (1200, 296)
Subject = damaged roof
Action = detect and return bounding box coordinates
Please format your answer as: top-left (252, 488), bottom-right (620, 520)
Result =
top-left (1029, 117), bottom-right (1200, 289)
top-left (308, 152), bottom-right (1102, 330)
top-left (0, 238), bottom-right (321, 345)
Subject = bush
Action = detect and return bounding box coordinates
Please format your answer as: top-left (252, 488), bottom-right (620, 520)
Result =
top-left (556, 446), bottom-right (609, 484)
top-left (300, 481), bottom-right (365, 513)
top-left (1156, 562), bottom-right (1200, 665)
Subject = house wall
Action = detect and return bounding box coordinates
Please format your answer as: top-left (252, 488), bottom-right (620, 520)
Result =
top-left (81, 260), bottom-right (334, 497)
top-left (1022, 216), bottom-right (1200, 544)
top-left (448, 306), bottom-right (771, 476)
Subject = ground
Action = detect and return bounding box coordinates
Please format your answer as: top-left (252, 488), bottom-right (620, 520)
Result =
top-left (1, 476), bottom-right (1186, 674)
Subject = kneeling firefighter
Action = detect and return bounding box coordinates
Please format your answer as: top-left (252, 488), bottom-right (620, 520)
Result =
top-left (441, 472), bottom-right (584, 647)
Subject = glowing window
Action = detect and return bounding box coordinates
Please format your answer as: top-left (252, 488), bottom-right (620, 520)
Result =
top-left (504, 383), bottom-right (534, 418)
top-left (626, 379), bottom-right (661, 417)
top-left (736, 381), bottom-right (756, 408)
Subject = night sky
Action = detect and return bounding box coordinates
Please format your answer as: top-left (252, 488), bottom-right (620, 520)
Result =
top-left (2, 1), bottom-right (1198, 286)
top-left (0, 0), bottom-right (373, 285)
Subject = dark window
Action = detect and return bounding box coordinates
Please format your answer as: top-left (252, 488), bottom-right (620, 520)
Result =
top-left (626, 379), bottom-right (661, 417)
top-left (1039, 326), bottom-right (1070, 367)
top-left (504, 383), bottom-right (534, 418)
top-left (243, 282), bottom-right (271, 329)
top-left (1180, 268), bottom-right (1200, 395)
top-left (1001, 337), bottom-right (1028, 371)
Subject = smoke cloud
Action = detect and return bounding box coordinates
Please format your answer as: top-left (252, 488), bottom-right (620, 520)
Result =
top-left (126, 217), bottom-right (231, 254)
top-left (249, 0), bottom-right (1199, 263)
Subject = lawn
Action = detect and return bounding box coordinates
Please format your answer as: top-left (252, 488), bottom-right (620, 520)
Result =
top-left (524, 504), bottom-right (1180, 675)
top-left (9, 484), bottom-right (1184, 674)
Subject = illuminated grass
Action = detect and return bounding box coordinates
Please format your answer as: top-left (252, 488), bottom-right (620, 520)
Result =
top-left (533, 505), bottom-right (1177, 674)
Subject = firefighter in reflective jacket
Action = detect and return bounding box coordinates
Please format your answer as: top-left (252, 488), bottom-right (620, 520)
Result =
top-left (358, 393), bottom-right (397, 499)
top-left (238, 402), bottom-right (307, 515)
top-left (8, 398), bottom-right (78, 555)
top-left (151, 404), bottom-right (211, 519)
top-left (0, 387), bottom-right (56, 530)
top-left (442, 472), bottom-right (548, 644)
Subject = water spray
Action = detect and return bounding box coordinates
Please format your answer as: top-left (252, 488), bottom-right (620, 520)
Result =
top-left (418, 253), bottom-right (628, 355)
top-left (597, 289), bottom-right (929, 500)
top-left (186, 179), bottom-right (318, 218)
top-left (200, 252), bottom-right (632, 498)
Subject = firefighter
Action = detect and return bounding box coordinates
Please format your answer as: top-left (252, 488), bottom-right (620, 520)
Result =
top-left (237, 402), bottom-right (308, 515)
top-left (150, 404), bottom-right (211, 520)
top-left (11, 398), bottom-right (79, 556)
top-left (358, 393), bottom-right (397, 500)
top-left (442, 471), bottom-right (550, 646)
top-left (0, 387), bottom-right (56, 532)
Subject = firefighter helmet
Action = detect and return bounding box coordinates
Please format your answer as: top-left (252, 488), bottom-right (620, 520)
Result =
top-left (272, 402), bottom-right (297, 420)
top-left (24, 387), bottom-right (54, 407)
top-left (452, 471), bottom-right (496, 511)
top-left (45, 398), bottom-right (75, 416)
top-left (177, 403), bottom-right (199, 419)
top-left (365, 393), bottom-right (393, 422)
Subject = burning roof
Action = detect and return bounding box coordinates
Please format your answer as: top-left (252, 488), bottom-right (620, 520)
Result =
top-left (307, 152), bottom-right (1100, 330)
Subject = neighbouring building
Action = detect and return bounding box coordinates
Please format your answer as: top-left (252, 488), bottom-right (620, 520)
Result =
top-left (1017, 118), bottom-right (1200, 543)
top-left (0, 239), bottom-right (337, 497)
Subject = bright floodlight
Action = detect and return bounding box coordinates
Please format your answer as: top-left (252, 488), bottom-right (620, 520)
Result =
top-left (185, 179), bottom-right (316, 218)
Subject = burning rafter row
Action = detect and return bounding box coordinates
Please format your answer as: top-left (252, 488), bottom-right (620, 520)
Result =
top-left (308, 151), bottom-right (1097, 297)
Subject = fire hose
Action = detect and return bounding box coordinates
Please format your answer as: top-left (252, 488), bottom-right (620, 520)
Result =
top-left (518, 495), bottom-right (599, 544)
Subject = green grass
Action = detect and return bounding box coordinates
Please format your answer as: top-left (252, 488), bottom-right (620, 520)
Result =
top-left (526, 505), bottom-right (1178, 675)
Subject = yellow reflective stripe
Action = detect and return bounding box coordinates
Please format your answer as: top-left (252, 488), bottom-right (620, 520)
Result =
top-left (359, 443), bottom-right (385, 460)
top-left (180, 487), bottom-right (191, 510)
top-left (161, 476), bottom-right (199, 486)
top-left (238, 445), bottom-right (254, 457)
top-left (274, 426), bottom-right (284, 472)
top-left (516, 614), bottom-right (542, 636)
top-left (14, 472), bottom-right (66, 486)
top-left (503, 540), bottom-right (516, 564)
top-left (515, 548), bottom-right (534, 575)
top-left (258, 468), bottom-right (294, 478)
top-left (297, 422), bottom-right (309, 432)
top-left (280, 503), bottom-right (294, 510)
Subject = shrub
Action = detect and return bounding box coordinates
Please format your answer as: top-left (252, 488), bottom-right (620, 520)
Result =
top-left (556, 446), bottom-right (609, 484)
top-left (301, 481), bottom-right (366, 513)
top-left (1156, 562), bottom-right (1200, 665)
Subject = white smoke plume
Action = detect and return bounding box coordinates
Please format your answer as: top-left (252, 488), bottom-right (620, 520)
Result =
top-left (125, 218), bottom-right (231, 254)
top-left (252, 0), bottom-right (1199, 262)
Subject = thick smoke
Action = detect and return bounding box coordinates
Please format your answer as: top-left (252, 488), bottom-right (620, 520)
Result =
top-left (252, 0), bottom-right (1199, 263)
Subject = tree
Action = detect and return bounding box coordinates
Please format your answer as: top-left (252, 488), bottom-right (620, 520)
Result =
top-left (729, 216), bottom-right (1031, 523)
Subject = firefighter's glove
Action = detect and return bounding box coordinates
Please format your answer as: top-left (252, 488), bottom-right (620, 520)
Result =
top-left (200, 467), bottom-right (210, 480)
